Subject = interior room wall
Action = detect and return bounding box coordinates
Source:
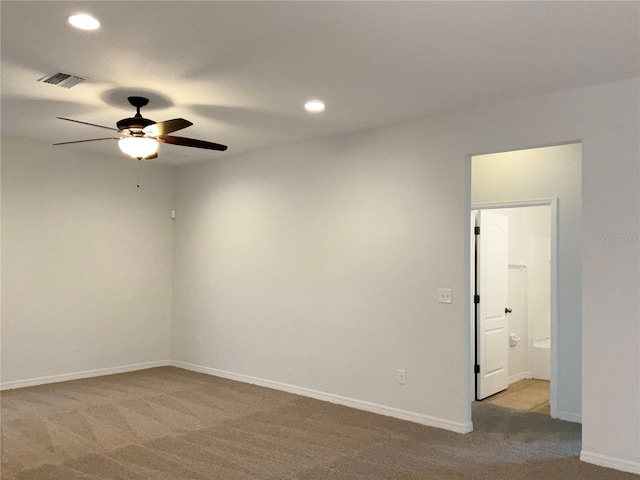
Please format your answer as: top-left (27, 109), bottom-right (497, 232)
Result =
top-left (529, 234), bottom-right (551, 344)
top-left (172, 78), bottom-right (639, 471)
top-left (172, 130), bottom-right (472, 431)
top-left (1, 138), bottom-right (175, 386)
top-left (506, 258), bottom-right (528, 381)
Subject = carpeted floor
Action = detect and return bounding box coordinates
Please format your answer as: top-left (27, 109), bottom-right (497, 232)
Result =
top-left (1, 367), bottom-right (636, 479)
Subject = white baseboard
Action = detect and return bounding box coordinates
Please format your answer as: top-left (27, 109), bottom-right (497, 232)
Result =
top-left (554, 409), bottom-right (582, 424)
top-left (171, 360), bottom-right (473, 434)
top-left (508, 371), bottom-right (532, 384)
top-left (580, 450), bottom-right (640, 475)
top-left (0, 360), bottom-right (172, 391)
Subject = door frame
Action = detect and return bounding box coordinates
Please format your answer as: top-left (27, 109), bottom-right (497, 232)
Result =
top-left (469, 198), bottom-right (558, 417)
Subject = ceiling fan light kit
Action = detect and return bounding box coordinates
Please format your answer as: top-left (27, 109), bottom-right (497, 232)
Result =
top-left (54, 96), bottom-right (227, 160)
top-left (118, 137), bottom-right (158, 159)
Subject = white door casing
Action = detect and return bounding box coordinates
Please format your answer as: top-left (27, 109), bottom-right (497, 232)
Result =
top-left (476, 210), bottom-right (509, 400)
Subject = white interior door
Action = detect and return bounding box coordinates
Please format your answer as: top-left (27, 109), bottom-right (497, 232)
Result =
top-left (476, 210), bottom-right (509, 400)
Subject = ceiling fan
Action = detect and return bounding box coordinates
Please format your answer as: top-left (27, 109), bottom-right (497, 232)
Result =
top-left (54, 96), bottom-right (227, 160)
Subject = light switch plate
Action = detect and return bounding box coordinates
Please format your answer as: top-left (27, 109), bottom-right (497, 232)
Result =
top-left (438, 288), bottom-right (452, 304)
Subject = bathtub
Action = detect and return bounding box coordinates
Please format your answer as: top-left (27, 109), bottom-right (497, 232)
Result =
top-left (531, 337), bottom-right (550, 380)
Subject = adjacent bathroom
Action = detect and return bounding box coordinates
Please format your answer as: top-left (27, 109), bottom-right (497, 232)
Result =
top-left (484, 205), bottom-right (552, 413)
top-left (473, 205), bottom-right (552, 412)
top-left (497, 205), bottom-right (551, 384)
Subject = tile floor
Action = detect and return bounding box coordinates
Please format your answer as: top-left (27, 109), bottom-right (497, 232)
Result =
top-left (483, 378), bottom-right (550, 414)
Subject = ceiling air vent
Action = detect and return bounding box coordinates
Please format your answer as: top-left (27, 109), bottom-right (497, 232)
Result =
top-left (37, 72), bottom-right (86, 89)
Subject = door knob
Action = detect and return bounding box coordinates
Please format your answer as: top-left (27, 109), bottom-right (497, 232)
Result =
top-left (505, 307), bottom-right (512, 314)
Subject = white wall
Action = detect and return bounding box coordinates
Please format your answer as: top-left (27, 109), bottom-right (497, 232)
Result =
top-left (529, 234), bottom-right (551, 343)
top-left (173, 78), bottom-right (639, 471)
top-left (172, 133), bottom-right (470, 430)
top-left (1, 138), bottom-right (175, 385)
top-left (507, 262), bottom-right (529, 380)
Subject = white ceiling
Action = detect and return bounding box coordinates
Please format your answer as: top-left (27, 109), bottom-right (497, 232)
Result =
top-left (2, 1), bottom-right (638, 166)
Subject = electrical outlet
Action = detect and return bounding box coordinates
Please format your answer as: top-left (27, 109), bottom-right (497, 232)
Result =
top-left (398, 369), bottom-right (406, 385)
top-left (438, 288), bottom-right (452, 304)
top-left (196, 337), bottom-right (203, 348)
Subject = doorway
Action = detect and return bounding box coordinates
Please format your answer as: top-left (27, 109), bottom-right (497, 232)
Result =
top-left (467, 142), bottom-right (582, 424)
top-left (472, 203), bottom-right (555, 414)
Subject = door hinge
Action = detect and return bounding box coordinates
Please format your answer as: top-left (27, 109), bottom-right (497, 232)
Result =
top-left (474, 294), bottom-right (480, 304)
top-left (474, 364), bottom-right (480, 374)
top-left (474, 226), bottom-right (480, 235)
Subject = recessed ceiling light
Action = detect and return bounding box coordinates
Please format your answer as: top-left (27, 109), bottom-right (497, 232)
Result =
top-left (68, 13), bottom-right (100, 31)
top-left (305, 99), bottom-right (325, 113)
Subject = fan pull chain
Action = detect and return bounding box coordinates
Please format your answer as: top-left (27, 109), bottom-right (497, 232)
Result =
top-left (136, 158), bottom-right (141, 188)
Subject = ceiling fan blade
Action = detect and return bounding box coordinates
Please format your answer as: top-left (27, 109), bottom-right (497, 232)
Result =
top-left (157, 135), bottom-right (228, 151)
top-left (143, 118), bottom-right (192, 136)
top-left (57, 117), bottom-right (119, 132)
top-left (53, 137), bottom-right (119, 145)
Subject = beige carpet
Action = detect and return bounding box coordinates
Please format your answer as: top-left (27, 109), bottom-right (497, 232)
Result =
top-left (1, 367), bottom-right (636, 479)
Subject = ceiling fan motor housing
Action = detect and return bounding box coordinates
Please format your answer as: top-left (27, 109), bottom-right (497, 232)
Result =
top-left (116, 96), bottom-right (155, 133)
top-left (116, 116), bottom-right (155, 133)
